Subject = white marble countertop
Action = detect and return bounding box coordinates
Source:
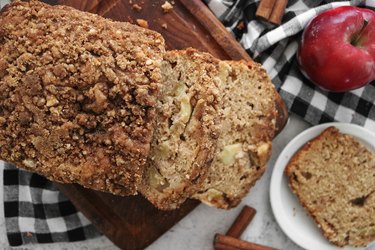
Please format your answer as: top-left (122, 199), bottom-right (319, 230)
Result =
top-left (0, 113), bottom-right (312, 250)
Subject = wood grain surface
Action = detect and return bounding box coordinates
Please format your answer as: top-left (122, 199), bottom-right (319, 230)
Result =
top-left (56, 183), bottom-right (200, 250)
top-left (34, 0), bottom-right (290, 249)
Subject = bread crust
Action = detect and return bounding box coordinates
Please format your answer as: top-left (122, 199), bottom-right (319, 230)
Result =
top-left (0, 1), bottom-right (165, 195)
top-left (285, 127), bottom-right (375, 247)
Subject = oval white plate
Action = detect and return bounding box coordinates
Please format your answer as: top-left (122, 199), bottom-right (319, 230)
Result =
top-left (270, 122), bottom-right (375, 250)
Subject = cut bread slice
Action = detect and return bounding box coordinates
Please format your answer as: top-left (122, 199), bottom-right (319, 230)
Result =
top-left (139, 49), bottom-right (221, 210)
top-left (285, 127), bottom-right (375, 247)
top-left (192, 60), bottom-right (278, 209)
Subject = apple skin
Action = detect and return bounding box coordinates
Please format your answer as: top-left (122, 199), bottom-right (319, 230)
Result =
top-left (297, 6), bottom-right (375, 92)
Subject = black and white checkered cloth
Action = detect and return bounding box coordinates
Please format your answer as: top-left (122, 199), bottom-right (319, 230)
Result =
top-left (206, 0), bottom-right (375, 129)
top-left (2, 163), bottom-right (101, 246)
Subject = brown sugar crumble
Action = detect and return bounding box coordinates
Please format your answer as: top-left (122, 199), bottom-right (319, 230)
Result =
top-left (0, 1), bottom-right (165, 195)
top-left (161, 1), bottom-right (173, 13)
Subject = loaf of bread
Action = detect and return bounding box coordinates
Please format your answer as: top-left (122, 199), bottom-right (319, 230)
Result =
top-left (139, 49), bottom-right (221, 210)
top-left (193, 60), bottom-right (277, 209)
top-left (0, 1), bottom-right (280, 209)
top-left (0, 0), bottom-right (165, 195)
top-left (285, 127), bottom-right (375, 247)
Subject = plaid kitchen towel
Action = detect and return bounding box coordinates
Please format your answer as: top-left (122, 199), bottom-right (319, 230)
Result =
top-left (2, 162), bottom-right (101, 246)
top-left (206, 0), bottom-right (375, 130)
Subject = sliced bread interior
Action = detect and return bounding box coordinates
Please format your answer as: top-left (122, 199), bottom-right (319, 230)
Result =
top-left (139, 49), bottom-right (221, 210)
top-left (285, 126), bottom-right (375, 247)
top-left (192, 60), bottom-right (277, 209)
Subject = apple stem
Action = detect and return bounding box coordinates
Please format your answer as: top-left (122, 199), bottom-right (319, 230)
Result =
top-left (351, 19), bottom-right (369, 46)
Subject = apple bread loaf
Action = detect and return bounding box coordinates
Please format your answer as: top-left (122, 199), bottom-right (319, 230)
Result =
top-left (285, 127), bottom-right (375, 247)
top-left (0, 1), bottom-right (165, 195)
top-left (193, 60), bottom-right (278, 209)
top-left (139, 49), bottom-right (221, 210)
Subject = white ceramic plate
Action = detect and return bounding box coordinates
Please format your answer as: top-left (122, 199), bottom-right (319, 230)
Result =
top-left (270, 122), bottom-right (375, 250)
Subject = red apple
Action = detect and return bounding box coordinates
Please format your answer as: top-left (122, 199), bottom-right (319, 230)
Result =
top-left (298, 6), bottom-right (375, 92)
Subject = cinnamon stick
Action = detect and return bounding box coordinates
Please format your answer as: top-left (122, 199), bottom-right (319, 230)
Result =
top-left (214, 234), bottom-right (277, 250)
top-left (256, 0), bottom-right (276, 21)
top-left (226, 205), bottom-right (257, 238)
top-left (269, 0), bottom-right (288, 25)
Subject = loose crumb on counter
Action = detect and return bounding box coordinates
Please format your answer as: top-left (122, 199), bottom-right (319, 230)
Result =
top-left (161, 23), bottom-right (168, 29)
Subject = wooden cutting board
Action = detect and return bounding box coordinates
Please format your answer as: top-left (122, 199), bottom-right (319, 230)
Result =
top-left (36, 0), bottom-right (289, 249)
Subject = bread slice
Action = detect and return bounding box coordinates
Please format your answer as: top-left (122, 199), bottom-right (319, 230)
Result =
top-left (193, 60), bottom-right (278, 209)
top-left (139, 49), bottom-right (221, 210)
top-left (285, 127), bottom-right (375, 247)
top-left (0, 1), bottom-right (165, 195)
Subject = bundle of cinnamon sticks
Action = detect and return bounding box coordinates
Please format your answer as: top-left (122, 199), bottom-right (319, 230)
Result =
top-left (256, 0), bottom-right (288, 25)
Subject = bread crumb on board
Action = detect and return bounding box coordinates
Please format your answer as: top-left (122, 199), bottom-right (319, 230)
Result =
top-left (161, 23), bottom-right (168, 29)
top-left (162, 1), bottom-right (173, 13)
top-left (132, 3), bottom-right (142, 12)
top-left (136, 19), bottom-right (149, 28)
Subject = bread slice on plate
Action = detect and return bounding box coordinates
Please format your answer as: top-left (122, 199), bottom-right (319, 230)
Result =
top-left (0, 0), bottom-right (165, 195)
top-left (285, 126), bottom-right (375, 247)
top-left (193, 60), bottom-right (278, 209)
top-left (139, 49), bottom-right (221, 210)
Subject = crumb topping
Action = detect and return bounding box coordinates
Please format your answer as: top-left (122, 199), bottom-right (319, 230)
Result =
top-left (0, 0), bottom-right (165, 195)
